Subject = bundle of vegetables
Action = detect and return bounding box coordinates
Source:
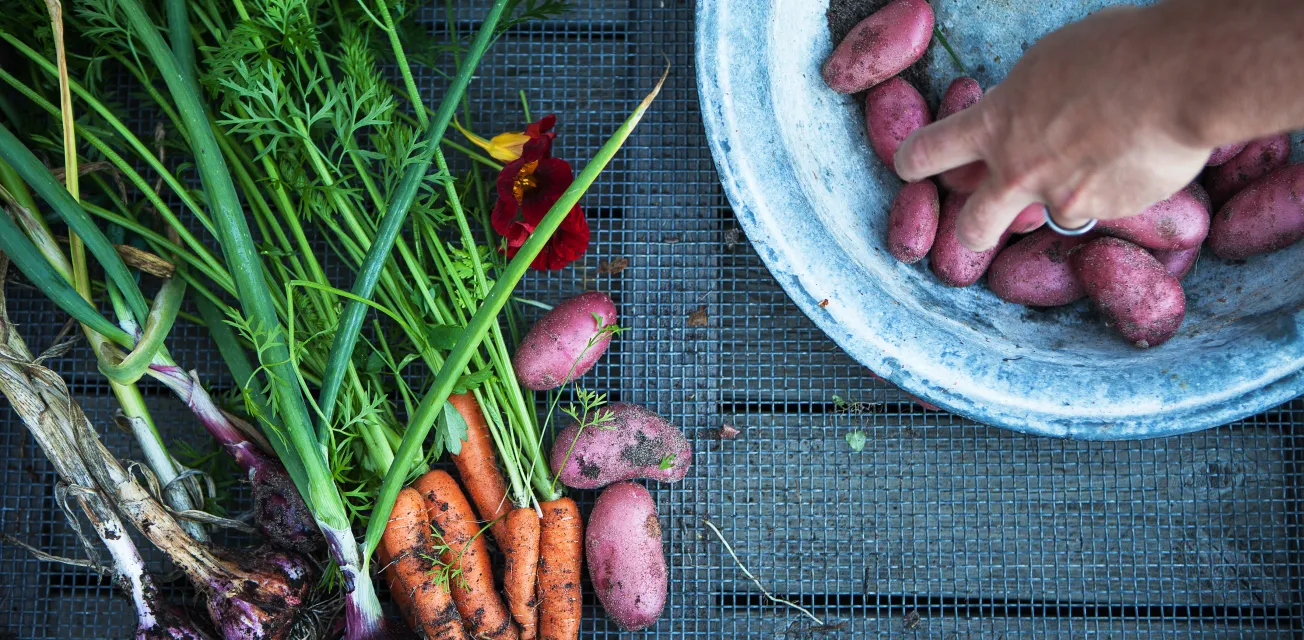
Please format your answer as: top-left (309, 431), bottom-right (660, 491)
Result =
top-left (0, 0), bottom-right (667, 637)
top-left (824, 0), bottom-right (1302, 351)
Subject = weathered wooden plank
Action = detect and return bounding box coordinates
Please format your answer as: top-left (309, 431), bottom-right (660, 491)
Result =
top-left (686, 420), bottom-right (1296, 607)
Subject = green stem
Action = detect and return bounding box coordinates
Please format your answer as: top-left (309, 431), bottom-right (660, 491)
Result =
top-left (113, 0), bottom-right (339, 528)
top-left (99, 277), bottom-right (186, 385)
top-left (364, 70), bottom-right (666, 556)
top-left (0, 122), bottom-right (148, 323)
top-left (0, 32), bottom-right (215, 234)
top-left (315, 0), bottom-right (511, 438)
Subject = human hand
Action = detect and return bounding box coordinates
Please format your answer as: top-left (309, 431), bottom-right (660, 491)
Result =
top-left (894, 6), bottom-right (1215, 251)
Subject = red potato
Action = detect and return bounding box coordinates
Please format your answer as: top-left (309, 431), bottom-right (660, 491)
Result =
top-left (1096, 183), bottom-right (1210, 251)
top-left (988, 229), bottom-right (1096, 307)
top-left (864, 78), bottom-right (932, 172)
top-left (1209, 163), bottom-right (1304, 260)
top-left (1204, 134), bottom-right (1292, 209)
top-left (586, 482), bottom-right (666, 632)
top-left (887, 180), bottom-right (940, 263)
top-left (1072, 237), bottom-right (1186, 348)
top-left (1008, 203), bottom-right (1046, 234)
top-left (822, 0), bottom-right (935, 94)
top-left (551, 403), bottom-right (691, 490)
top-left (937, 77), bottom-right (982, 120)
top-left (1151, 247), bottom-right (1201, 281)
top-left (929, 192), bottom-right (1011, 287)
top-left (514, 291), bottom-right (617, 390)
top-left (935, 78), bottom-right (985, 193)
top-left (1207, 141), bottom-right (1250, 167)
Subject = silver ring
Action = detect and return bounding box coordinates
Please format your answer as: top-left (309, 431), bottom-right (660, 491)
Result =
top-left (1043, 205), bottom-right (1097, 236)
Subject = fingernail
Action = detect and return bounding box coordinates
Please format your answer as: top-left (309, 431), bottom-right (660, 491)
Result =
top-left (959, 234), bottom-right (993, 253)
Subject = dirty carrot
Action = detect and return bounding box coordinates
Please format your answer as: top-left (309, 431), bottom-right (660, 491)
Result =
top-left (537, 498), bottom-right (583, 640)
top-left (449, 393), bottom-right (540, 637)
top-left (449, 393), bottom-right (513, 541)
top-left (380, 487), bottom-right (466, 640)
top-left (375, 544), bottom-right (415, 630)
top-left (503, 507), bottom-right (542, 640)
top-left (413, 470), bottom-right (518, 640)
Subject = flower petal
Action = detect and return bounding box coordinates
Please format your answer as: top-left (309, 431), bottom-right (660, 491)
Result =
top-left (486, 132), bottom-right (531, 162)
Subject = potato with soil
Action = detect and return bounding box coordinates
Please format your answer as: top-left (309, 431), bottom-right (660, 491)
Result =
top-left (1203, 134), bottom-right (1292, 209)
top-left (1207, 141), bottom-right (1250, 167)
top-left (586, 482), bottom-right (666, 631)
top-left (1209, 164), bottom-right (1304, 260)
top-left (988, 229), bottom-right (1095, 307)
top-left (1072, 237), bottom-right (1186, 348)
top-left (937, 77), bottom-right (982, 120)
top-left (934, 77), bottom-right (985, 193)
top-left (550, 403), bottom-right (691, 490)
top-left (887, 180), bottom-right (940, 263)
top-left (1151, 247), bottom-right (1201, 280)
top-left (1097, 183), bottom-right (1210, 251)
top-left (514, 291), bottom-right (617, 391)
top-left (822, 0), bottom-right (935, 94)
top-left (930, 192), bottom-right (1011, 287)
top-left (864, 78), bottom-right (932, 172)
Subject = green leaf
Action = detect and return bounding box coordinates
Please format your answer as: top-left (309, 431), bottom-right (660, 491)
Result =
top-left (452, 367), bottom-right (494, 394)
top-left (440, 401), bottom-right (468, 456)
top-left (363, 351), bottom-right (386, 374)
top-left (0, 122), bottom-right (150, 323)
top-left (424, 324), bottom-right (460, 351)
top-left (659, 454), bottom-right (675, 470)
top-left (0, 207), bottom-right (131, 346)
top-left (846, 430), bottom-right (867, 453)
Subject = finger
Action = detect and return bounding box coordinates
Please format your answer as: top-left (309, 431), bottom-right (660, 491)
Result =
top-left (955, 183), bottom-right (1036, 251)
top-left (938, 161), bottom-right (989, 194)
top-left (1050, 182), bottom-right (1111, 231)
top-left (1007, 203), bottom-right (1047, 234)
top-left (894, 107), bottom-right (987, 182)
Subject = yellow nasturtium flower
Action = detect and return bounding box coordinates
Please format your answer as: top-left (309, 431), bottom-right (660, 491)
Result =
top-left (452, 119), bottom-right (531, 162)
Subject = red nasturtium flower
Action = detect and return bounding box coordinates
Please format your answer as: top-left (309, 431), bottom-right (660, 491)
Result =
top-left (489, 115), bottom-right (590, 271)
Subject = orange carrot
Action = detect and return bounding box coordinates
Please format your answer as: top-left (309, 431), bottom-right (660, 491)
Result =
top-left (448, 393), bottom-right (512, 542)
top-left (537, 498), bottom-right (583, 640)
top-left (380, 487), bottom-right (466, 640)
top-left (376, 543), bottom-right (415, 630)
top-left (448, 393), bottom-right (540, 637)
top-left (503, 507), bottom-right (541, 640)
top-left (414, 470), bottom-right (518, 640)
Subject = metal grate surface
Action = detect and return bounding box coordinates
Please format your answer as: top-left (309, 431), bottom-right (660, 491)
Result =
top-left (3, 1), bottom-right (1303, 638)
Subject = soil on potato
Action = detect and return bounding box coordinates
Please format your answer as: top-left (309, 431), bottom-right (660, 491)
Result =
top-left (826, 0), bottom-right (931, 94)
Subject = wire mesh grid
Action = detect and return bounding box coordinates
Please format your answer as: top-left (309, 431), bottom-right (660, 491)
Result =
top-left (2, 1), bottom-right (1303, 638)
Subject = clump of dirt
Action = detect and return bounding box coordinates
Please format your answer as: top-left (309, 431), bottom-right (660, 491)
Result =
top-left (826, 0), bottom-right (931, 94)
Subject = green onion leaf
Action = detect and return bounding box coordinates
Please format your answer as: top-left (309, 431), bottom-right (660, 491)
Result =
top-left (0, 209), bottom-right (132, 346)
top-left (0, 122), bottom-right (149, 323)
top-left (99, 275), bottom-right (187, 385)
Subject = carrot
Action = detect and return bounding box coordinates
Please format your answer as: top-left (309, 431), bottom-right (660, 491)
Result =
top-left (448, 393), bottom-right (513, 541)
top-left (503, 507), bottom-right (541, 640)
top-left (376, 543), bottom-right (415, 630)
top-left (537, 498), bottom-right (583, 640)
top-left (380, 487), bottom-right (466, 640)
top-left (414, 470), bottom-right (518, 640)
top-left (448, 393), bottom-right (540, 638)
